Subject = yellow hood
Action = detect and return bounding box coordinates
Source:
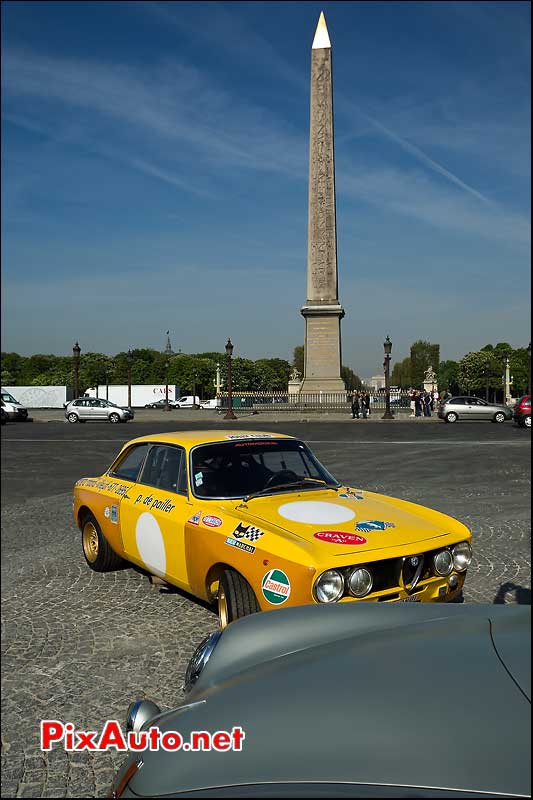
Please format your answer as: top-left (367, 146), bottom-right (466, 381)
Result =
top-left (232, 488), bottom-right (461, 557)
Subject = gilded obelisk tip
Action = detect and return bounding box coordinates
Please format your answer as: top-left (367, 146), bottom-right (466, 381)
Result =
top-left (312, 11), bottom-right (331, 50)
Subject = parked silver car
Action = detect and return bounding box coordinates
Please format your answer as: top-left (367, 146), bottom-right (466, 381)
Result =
top-left (112, 603), bottom-right (530, 798)
top-left (64, 397), bottom-right (134, 423)
top-left (438, 396), bottom-right (512, 423)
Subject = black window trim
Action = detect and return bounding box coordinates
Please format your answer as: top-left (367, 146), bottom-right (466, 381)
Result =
top-left (137, 443), bottom-right (189, 497)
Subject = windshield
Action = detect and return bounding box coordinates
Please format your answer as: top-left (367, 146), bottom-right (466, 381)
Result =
top-left (190, 439), bottom-right (339, 500)
top-left (1, 392), bottom-right (18, 403)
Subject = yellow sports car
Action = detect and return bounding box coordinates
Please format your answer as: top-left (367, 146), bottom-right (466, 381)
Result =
top-left (74, 430), bottom-right (472, 627)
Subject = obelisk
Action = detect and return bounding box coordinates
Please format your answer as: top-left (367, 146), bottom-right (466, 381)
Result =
top-left (300, 11), bottom-right (345, 394)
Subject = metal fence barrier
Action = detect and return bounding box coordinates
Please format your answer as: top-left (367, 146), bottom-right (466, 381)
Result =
top-left (217, 392), bottom-right (414, 413)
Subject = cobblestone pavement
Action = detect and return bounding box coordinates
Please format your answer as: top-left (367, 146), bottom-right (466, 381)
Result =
top-left (1, 421), bottom-right (530, 797)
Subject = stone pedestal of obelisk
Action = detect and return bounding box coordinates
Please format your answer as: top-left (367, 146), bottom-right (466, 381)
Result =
top-left (300, 11), bottom-right (346, 394)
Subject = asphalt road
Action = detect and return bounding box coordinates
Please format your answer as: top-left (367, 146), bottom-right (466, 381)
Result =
top-left (1, 420), bottom-right (531, 798)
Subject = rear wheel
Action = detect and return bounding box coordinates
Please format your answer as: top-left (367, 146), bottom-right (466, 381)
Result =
top-left (81, 513), bottom-right (124, 572)
top-left (445, 412), bottom-right (458, 423)
top-left (522, 415), bottom-right (531, 429)
top-left (67, 412), bottom-right (79, 423)
top-left (493, 412), bottom-right (506, 423)
top-left (217, 569), bottom-right (260, 629)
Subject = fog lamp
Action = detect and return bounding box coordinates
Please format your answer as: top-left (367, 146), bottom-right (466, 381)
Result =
top-left (126, 700), bottom-right (161, 734)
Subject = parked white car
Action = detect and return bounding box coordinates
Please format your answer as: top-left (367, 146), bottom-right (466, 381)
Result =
top-left (176, 395), bottom-right (201, 408)
top-left (200, 398), bottom-right (220, 410)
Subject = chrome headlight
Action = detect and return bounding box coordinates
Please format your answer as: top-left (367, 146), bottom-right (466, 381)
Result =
top-left (126, 699), bottom-right (161, 734)
top-left (313, 569), bottom-right (344, 603)
top-left (433, 549), bottom-right (453, 576)
top-left (348, 567), bottom-right (373, 598)
top-left (452, 541), bottom-right (472, 572)
top-left (184, 630), bottom-right (222, 694)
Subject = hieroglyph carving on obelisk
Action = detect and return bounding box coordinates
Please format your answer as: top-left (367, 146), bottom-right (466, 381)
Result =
top-left (300, 11), bottom-right (346, 394)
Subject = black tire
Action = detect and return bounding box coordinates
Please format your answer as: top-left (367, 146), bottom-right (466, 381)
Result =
top-left (493, 412), bottom-right (506, 423)
top-left (445, 412), bottom-right (458, 423)
top-left (81, 513), bottom-right (124, 572)
top-left (67, 412), bottom-right (79, 423)
top-left (218, 569), bottom-right (260, 628)
top-left (523, 415), bottom-right (531, 429)
top-left (109, 413), bottom-right (121, 423)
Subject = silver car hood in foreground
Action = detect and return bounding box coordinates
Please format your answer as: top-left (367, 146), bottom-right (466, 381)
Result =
top-left (124, 604), bottom-right (531, 798)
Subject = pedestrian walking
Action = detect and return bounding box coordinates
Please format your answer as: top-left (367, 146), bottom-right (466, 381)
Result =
top-left (409, 388), bottom-right (416, 417)
top-left (423, 391), bottom-right (432, 417)
top-left (414, 391), bottom-right (422, 417)
top-left (364, 392), bottom-right (371, 417)
top-left (351, 392), bottom-right (360, 419)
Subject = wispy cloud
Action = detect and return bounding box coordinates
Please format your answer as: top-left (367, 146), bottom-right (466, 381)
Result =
top-left (338, 163), bottom-right (531, 249)
top-left (2, 46), bottom-right (307, 183)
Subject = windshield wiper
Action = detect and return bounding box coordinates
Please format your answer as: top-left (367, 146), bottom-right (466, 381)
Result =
top-left (243, 478), bottom-right (339, 503)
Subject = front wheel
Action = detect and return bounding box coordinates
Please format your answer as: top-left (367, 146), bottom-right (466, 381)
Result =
top-left (217, 569), bottom-right (260, 630)
top-left (67, 412), bottom-right (79, 423)
top-left (109, 413), bottom-right (120, 423)
top-left (81, 514), bottom-right (124, 572)
top-left (445, 412), bottom-right (458, 423)
top-left (522, 415), bottom-right (531, 429)
top-left (493, 412), bottom-right (506, 423)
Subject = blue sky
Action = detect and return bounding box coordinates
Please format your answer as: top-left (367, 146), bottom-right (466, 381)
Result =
top-left (1, 0), bottom-right (530, 379)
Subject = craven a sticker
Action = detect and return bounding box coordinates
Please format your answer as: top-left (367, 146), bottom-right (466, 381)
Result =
top-left (314, 531), bottom-right (367, 545)
top-left (355, 520), bottom-right (395, 533)
top-left (110, 505), bottom-right (118, 524)
top-left (202, 515), bottom-right (222, 528)
top-left (104, 507), bottom-right (111, 518)
top-left (225, 537), bottom-right (255, 555)
top-left (262, 569), bottom-right (291, 605)
top-left (232, 522), bottom-right (265, 542)
top-left (188, 511), bottom-right (201, 525)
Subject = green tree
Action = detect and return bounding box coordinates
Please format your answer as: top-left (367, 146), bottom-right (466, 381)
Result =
top-left (410, 341), bottom-right (440, 387)
top-left (391, 356), bottom-right (412, 388)
top-left (340, 366), bottom-right (361, 391)
top-left (437, 360), bottom-right (460, 395)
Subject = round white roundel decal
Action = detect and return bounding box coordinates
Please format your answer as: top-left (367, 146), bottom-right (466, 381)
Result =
top-left (135, 512), bottom-right (166, 577)
top-left (277, 501), bottom-right (355, 524)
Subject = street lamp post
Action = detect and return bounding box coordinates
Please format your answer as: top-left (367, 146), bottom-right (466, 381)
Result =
top-left (224, 338), bottom-right (237, 420)
top-left (382, 336), bottom-right (394, 420)
top-left (501, 351), bottom-right (511, 406)
top-left (483, 362), bottom-right (491, 403)
top-left (164, 359), bottom-right (170, 411)
top-left (105, 369), bottom-right (109, 401)
top-left (72, 342), bottom-right (81, 400)
top-left (127, 349), bottom-right (133, 409)
top-left (191, 367), bottom-right (198, 409)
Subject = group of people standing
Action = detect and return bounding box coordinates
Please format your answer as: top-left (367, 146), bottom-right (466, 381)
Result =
top-left (409, 389), bottom-right (439, 417)
top-left (350, 391), bottom-right (371, 419)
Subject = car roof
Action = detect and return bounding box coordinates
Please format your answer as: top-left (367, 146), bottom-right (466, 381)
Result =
top-left (125, 430), bottom-right (296, 448)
